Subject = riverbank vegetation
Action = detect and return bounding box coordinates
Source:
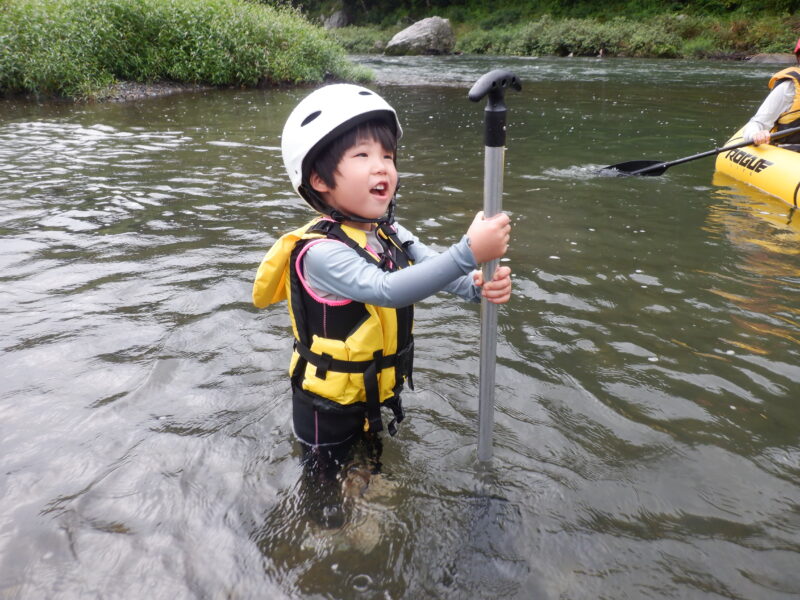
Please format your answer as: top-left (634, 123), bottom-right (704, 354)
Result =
top-left (316, 1), bottom-right (799, 58)
top-left (2, 0), bottom-right (797, 101)
top-left (0, 0), bottom-right (370, 100)
top-left (300, 0), bottom-right (800, 25)
top-left (458, 13), bottom-right (798, 58)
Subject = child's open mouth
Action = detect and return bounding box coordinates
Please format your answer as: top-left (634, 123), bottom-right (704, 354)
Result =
top-left (370, 182), bottom-right (389, 197)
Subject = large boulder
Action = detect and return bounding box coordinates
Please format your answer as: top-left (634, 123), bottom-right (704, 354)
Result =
top-left (385, 17), bottom-right (455, 56)
top-left (323, 10), bottom-right (348, 29)
top-left (747, 53), bottom-right (796, 64)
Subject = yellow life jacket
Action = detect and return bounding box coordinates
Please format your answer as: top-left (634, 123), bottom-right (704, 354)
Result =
top-left (252, 217), bottom-right (415, 434)
top-left (768, 67), bottom-right (800, 141)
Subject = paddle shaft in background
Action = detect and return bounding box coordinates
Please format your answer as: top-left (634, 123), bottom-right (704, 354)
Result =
top-left (468, 70), bottom-right (521, 463)
top-left (604, 124), bottom-right (800, 176)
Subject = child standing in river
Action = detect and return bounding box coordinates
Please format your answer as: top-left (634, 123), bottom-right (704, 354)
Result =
top-left (252, 84), bottom-right (512, 518)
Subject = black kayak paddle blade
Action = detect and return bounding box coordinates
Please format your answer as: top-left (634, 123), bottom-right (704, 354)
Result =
top-left (601, 160), bottom-right (668, 176)
top-left (600, 124), bottom-right (800, 178)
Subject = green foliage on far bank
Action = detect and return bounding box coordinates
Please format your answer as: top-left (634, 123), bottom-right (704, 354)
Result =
top-left (0, 0), bottom-right (370, 99)
top-left (329, 25), bottom-right (403, 54)
top-left (459, 14), bottom-right (799, 58)
top-left (295, 0), bottom-right (800, 26)
top-left (331, 13), bottom-right (799, 59)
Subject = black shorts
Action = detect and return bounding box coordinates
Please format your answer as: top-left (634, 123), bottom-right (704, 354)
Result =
top-left (292, 389), bottom-right (367, 447)
top-left (292, 389), bottom-right (385, 488)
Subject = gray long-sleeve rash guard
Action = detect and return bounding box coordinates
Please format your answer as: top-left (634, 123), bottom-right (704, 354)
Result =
top-left (302, 221), bottom-right (481, 308)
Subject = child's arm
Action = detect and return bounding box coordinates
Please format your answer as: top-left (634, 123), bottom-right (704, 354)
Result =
top-left (303, 233), bottom-right (477, 307)
top-left (393, 224), bottom-right (481, 303)
top-left (303, 213), bottom-right (510, 308)
top-left (399, 212), bottom-right (512, 303)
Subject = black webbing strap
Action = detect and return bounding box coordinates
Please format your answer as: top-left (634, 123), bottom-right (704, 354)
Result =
top-left (310, 219), bottom-right (415, 271)
top-left (309, 219), bottom-right (384, 267)
top-left (307, 219), bottom-right (339, 235)
top-left (294, 340), bottom-right (400, 374)
top-left (377, 221), bottom-right (414, 269)
top-left (363, 350), bottom-right (383, 433)
top-left (294, 339), bottom-right (414, 377)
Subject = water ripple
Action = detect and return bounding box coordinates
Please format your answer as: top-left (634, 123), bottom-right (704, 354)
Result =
top-left (1, 62), bottom-right (798, 599)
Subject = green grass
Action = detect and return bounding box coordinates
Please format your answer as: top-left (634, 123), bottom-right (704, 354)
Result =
top-left (330, 12), bottom-right (799, 59)
top-left (0, 0), bottom-right (371, 99)
top-left (302, 0), bottom-right (800, 25)
top-left (457, 13), bottom-right (800, 57)
top-left (328, 25), bottom-right (402, 53)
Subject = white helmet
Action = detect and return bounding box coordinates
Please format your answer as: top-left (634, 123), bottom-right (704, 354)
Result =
top-left (281, 84), bottom-right (403, 213)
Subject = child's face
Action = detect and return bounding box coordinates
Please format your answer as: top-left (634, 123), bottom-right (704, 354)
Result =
top-left (310, 136), bottom-right (397, 222)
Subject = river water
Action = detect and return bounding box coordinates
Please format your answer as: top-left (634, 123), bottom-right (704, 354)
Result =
top-left (1, 55), bottom-right (798, 599)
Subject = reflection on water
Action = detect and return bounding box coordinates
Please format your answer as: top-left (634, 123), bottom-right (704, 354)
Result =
top-left (1, 55), bottom-right (799, 599)
top-left (708, 173), bottom-right (800, 353)
top-left (710, 172), bottom-right (800, 254)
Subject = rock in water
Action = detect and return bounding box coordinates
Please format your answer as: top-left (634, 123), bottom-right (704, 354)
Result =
top-left (385, 16), bottom-right (455, 56)
top-left (747, 53), bottom-right (797, 64)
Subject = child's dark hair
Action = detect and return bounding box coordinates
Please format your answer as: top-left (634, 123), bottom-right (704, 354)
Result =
top-left (309, 119), bottom-right (397, 190)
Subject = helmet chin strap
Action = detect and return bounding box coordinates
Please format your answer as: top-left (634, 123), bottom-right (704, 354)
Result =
top-left (329, 197), bottom-right (396, 225)
top-left (305, 185), bottom-right (398, 226)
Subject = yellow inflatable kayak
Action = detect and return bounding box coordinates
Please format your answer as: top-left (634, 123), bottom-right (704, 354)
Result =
top-left (714, 127), bottom-right (800, 207)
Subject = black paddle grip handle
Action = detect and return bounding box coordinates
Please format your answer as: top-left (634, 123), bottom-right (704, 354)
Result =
top-left (468, 69), bottom-right (522, 109)
top-left (469, 69), bottom-right (521, 147)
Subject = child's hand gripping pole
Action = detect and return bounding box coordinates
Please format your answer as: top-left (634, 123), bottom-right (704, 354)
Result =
top-left (468, 69), bottom-right (521, 463)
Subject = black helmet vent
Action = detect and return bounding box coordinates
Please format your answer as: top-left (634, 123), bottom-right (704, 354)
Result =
top-left (301, 111), bottom-right (321, 127)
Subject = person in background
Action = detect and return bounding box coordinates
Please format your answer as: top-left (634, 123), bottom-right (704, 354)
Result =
top-left (744, 37), bottom-right (800, 146)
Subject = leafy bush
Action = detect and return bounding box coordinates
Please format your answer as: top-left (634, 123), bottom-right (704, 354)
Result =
top-left (457, 15), bottom-right (681, 57)
top-left (681, 35), bottom-right (718, 57)
top-left (455, 12), bottom-right (796, 58)
top-left (457, 28), bottom-right (518, 54)
top-left (283, 0), bottom-right (800, 24)
top-left (0, 0), bottom-right (369, 99)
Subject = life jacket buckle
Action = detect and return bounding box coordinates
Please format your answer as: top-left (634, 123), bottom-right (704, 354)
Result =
top-left (315, 352), bottom-right (332, 380)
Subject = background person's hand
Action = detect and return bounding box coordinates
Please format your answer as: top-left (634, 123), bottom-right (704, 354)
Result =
top-left (751, 130), bottom-right (771, 146)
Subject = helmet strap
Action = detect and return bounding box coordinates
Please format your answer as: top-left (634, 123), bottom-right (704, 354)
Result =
top-left (328, 197), bottom-right (396, 225)
top-left (304, 183), bottom-right (398, 226)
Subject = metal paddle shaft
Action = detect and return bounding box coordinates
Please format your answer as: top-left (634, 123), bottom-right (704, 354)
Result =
top-left (468, 69), bottom-right (521, 462)
top-left (603, 124), bottom-right (800, 176)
